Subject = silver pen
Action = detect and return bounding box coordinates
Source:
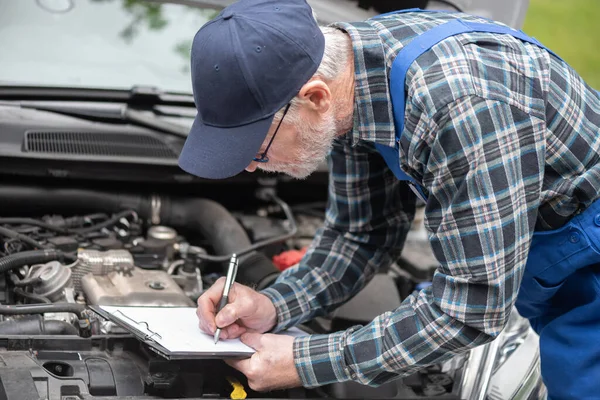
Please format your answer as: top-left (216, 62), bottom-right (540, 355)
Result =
top-left (214, 254), bottom-right (239, 344)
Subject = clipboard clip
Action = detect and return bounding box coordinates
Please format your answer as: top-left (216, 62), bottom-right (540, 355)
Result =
top-left (111, 309), bottom-right (163, 341)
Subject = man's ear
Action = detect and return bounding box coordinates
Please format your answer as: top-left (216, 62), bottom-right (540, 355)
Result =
top-left (298, 79), bottom-right (331, 113)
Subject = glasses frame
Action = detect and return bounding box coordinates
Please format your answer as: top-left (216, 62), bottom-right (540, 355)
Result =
top-left (253, 103), bottom-right (291, 163)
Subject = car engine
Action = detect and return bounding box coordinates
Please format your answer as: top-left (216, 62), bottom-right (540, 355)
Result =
top-left (0, 183), bottom-right (325, 399)
top-left (5, 222), bottom-right (191, 305)
top-left (1, 215), bottom-right (204, 327)
top-left (0, 184), bottom-right (296, 330)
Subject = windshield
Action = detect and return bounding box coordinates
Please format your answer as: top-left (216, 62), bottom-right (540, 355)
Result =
top-left (0, 0), bottom-right (218, 93)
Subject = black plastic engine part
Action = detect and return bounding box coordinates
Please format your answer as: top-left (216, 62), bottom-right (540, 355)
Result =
top-left (129, 250), bottom-right (164, 270)
top-left (47, 236), bottom-right (79, 253)
top-left (0, 249), bottom-right (63, 274)
top-left (0, 315), bottom-right (78, 335)
top-left (0, 225), bottom-right (47, 249)
top-left (0, 302), bottom-right (86, 319)
top-left (0, 338), bottom-right (146, 400)
top-left (0, 217), bottom-right (69, 234)
top-left (0, 330), bottom-right (460, 399)
top-left (235, 252), bottom-right (280, 290)
top-left (0, 335), bottom-right (258, 400)
top-left (91, 236), bottom-right (124, 250)
top-left (0, 273), bottom-right (7, 305)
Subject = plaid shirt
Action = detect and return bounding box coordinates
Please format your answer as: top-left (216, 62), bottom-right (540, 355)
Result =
top-left (261, 10), bottom-right (600, 387)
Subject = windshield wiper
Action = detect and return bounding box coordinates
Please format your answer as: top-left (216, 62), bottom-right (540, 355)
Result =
top-left (3, 101), bottom-right (191, 138)
top-left (0, 85), bottom-right (194, 138)
top-left (123, 106), bottom-right (191, 137)
top-left (0, 85), bottom-right (195, 107)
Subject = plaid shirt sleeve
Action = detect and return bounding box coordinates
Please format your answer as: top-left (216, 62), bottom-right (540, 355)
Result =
top-left (264, 94), bottom-right (546, 387)
top-left (261, 136), bottom-right (417, 332)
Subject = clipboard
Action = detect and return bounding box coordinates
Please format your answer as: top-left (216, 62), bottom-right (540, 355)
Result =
top-left (89, 305), bottom-right (255, 360)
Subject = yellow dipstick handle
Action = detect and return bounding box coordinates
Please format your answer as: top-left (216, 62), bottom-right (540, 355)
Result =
top-left (227, 377), bottom-right (247, 399)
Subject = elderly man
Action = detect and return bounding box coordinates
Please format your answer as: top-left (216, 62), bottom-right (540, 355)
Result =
top-left (178, 0), bottom-right (600, 399)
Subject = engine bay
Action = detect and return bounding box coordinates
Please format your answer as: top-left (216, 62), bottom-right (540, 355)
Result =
top-left (0, 183), bottom-right (461, 400)
top-left (0, 186), bottom-right (296, 334)
top-left (3, 217), bottom-right (196, 309)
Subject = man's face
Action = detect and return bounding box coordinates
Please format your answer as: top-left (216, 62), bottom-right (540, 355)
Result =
top-left (245, 102), bottom-right (339, 179)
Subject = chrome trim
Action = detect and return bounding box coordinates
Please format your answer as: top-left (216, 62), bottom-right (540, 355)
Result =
top-left (459, 338), bottom-right (501, 400)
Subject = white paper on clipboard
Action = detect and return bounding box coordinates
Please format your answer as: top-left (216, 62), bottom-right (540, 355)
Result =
top-left (97, 305), bottom-right (307, 357)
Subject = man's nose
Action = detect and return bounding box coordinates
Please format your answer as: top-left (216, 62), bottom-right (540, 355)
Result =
top-left (245, 161), bottom-right (258, 172)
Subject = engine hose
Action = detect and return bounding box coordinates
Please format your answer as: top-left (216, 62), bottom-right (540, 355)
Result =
top-left (236, 252), bottom-right (280, 290)
top-left (10, 274), bottom-right (41, 287)
top-left (71, 210), bottom-right (138, 234)
top-left (162, 194), bottom-right (297, 262)
top-left (13, 288), bottom-right (51, 304)
top-left (162, 198), bottom-right (255, 259)
top-left (0, 315), bottom-right (78, 335)
top-left (0, 218), bottom-right (69, 234)
top-left (0, 249), bottom-right (63, 274)
top-left (0, 303), bottom-right (86, 319)
top-left (0, 186), bottom-right (146, 217)
top-left (161, 197), bottom-right (284, 284)
top-left (0, 226), bottom-right (47, 250)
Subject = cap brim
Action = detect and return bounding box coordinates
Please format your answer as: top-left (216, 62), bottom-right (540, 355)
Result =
top-left (178, 114), bottom-right (274, 179)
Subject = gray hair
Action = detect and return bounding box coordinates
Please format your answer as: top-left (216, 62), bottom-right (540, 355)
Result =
top-left (273, 26), bottom-right (351, 125)
top-left (313, 27), bottom-right (352, 81)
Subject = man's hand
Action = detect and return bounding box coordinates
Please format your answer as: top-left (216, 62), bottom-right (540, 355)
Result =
top-left (225, 333), bottom-right (301, 391)
top-left (196, 277), bottom-right (277, 339)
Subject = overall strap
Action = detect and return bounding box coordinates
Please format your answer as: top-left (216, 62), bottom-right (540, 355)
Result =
top-left (390, 18), bottom-right (564, 134)
top-left (376, 8), bottom-right (456, 18)
top-left (383, 17), bottom-right (566, 202)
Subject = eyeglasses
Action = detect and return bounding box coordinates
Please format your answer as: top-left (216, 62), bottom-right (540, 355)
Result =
top-left (253, 103), bottom-right (291, 163)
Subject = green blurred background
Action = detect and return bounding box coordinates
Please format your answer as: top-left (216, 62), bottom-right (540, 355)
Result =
top-left (522, 0), bottom-right (600, 88)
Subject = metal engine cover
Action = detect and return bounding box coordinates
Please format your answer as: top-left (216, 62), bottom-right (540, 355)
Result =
top-left (82, 268), bottom-right (194, 306)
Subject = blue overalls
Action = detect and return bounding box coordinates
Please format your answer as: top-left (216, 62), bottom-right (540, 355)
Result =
top-left (376, 9), bottom-right (600, 400)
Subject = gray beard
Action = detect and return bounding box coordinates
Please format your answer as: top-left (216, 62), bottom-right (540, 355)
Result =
top-left (257, 112), bottom-right (339, 180)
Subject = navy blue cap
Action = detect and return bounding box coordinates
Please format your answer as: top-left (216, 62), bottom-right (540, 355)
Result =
top-left (178, 0), bottom-right (325, 179)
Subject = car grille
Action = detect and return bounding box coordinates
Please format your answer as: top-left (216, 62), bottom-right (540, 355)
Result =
top-left (23, 131), bottom-right (177, 159)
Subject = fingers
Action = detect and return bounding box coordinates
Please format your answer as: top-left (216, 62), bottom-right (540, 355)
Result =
top-left (224, 334), bottom-right (300, 392)
top-left (196, 278), bottom-right (269, 337)
top-left (225, 357), bottom-right (252, 374)
top-left (202, 276), bottom-right (227, 305)
top-left (214, 288), bottom-right (255, 327)
top-left (196, 277), bottom-right (227, 333)
top-left (240, 332), bottom-right (263, 351)
top-left (197, 297), bottom-right (216, 333)
top-left (226, 356), bottom-right (263, 391)
top-left (219, 323), bottom-right (247, 340)
top-left (215, 303), bottom-right (238, 328)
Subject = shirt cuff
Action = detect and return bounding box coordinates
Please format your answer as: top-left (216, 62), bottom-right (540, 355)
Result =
top-left (260, 281), bottom-right (312, 332)
top-left (292, 331), bottom-right (355, 388)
